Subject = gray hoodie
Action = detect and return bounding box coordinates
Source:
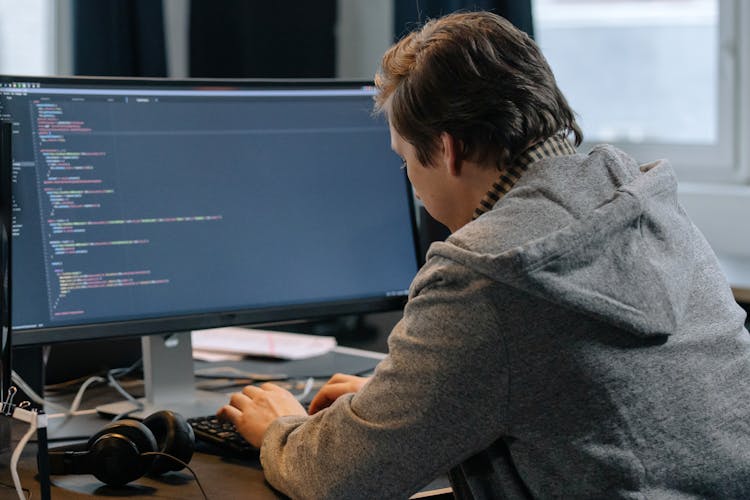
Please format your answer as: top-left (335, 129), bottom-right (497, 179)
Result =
top-left (261, 145), bottom-right (750, 499)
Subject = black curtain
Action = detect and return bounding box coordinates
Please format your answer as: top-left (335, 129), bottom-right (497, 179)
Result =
top-left (73, 0), bottom-right (167, 77)
top-left (394, 0), bottom-right (534, 39)
top-left (189, 0), bottom-right (336, 78)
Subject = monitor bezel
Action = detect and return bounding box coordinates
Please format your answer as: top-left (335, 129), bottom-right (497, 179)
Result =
top-left (3, 74), bottom-right (420, 346)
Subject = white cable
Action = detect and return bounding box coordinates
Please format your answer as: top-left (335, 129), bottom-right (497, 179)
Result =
top-left (69, 376), bottom-right (106, 414)
top-left (11, 370), bottom-right (101, 415)
top-left (12, 368), bottom-right (136, 416)
top-left (296, 377), bottom-right (315, 402)
top-left (9, 407), bottom-right (37, 500)
top-left (105, 370), bottom-right (145, 422)
top-left (106, 370), bottom-right (142, 408)
top-left (10, 370), bottom-right (68, 414)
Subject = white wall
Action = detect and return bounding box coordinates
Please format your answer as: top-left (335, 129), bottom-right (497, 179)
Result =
top-left (163, 0), bottom-right (189, 78)
top-left (679, 185), bottom-right (750, 288)
top-left (336, 0), bottom-right (393, 79)
top-left (54, 0), bottom-right (74, 75)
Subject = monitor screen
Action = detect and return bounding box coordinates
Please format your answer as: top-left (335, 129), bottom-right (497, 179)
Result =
top-left (1, 76), bottom-right (419, 347)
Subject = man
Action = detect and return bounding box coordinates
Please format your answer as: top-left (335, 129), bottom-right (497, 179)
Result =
top-left (218, 11), bottom-right (750, 499)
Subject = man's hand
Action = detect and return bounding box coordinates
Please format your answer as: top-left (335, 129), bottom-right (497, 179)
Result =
top-left (217, 383), bottom-right (307, 448)
top-left (308, 373), bottom-right (370, 415)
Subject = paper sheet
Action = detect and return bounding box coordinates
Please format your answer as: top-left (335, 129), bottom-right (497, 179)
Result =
top-left (191, 327), bottom-right (337, 360)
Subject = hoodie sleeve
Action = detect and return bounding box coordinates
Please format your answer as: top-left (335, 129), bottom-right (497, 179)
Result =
top-left (259, 257), bottom-right (512, 499)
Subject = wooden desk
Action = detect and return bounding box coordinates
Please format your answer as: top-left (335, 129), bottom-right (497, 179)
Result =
top-left (12, 347), bottom-right (452, 499)
top-left (733, 287), bottom-right (750, 304)
top-left (17, 436), bottom-right (451, 499)
top-left (10, 393), bottom-right (286, 499)
top-left (21, 442), bottom-right (283, 499)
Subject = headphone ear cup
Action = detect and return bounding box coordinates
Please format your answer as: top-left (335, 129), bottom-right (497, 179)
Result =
top-left (87, 420), bottom-right (158, 486)
top-left (141, 410), bottom-right (195, 475)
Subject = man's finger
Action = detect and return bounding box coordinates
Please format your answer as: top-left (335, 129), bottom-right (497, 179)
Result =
top-left (217, 404), bottom-right (242, 424)
top-left (259, 382), bottom-right (286, 392)
top-left (242, 384), bottom-right (265, 397)
top-left (229, 391), bottom-right (254, 410)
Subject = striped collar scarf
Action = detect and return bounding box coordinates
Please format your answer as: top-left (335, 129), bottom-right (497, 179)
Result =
top-left (473, 134), bottom-right (577, 220)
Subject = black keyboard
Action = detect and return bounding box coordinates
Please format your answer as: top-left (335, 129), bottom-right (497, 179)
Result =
top-left (187, 415), bottom-right (257, 456)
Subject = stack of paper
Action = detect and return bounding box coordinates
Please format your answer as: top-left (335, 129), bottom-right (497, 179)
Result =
top-left (192, 327), bottom-right (337, 361)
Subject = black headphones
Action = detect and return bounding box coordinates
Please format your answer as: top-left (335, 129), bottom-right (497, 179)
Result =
top-left (48, 410), bottom-right (195, 486)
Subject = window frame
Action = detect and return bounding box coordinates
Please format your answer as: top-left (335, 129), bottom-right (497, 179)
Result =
top-left (535, 0), bottom-right (744, 184)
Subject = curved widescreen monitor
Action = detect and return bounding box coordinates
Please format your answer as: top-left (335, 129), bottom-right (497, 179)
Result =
top-left (1, 76), bottom-right (420, 347)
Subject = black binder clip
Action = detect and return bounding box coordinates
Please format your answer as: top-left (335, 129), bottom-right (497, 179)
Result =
top-left (1, 385), bottom-right (16, 415)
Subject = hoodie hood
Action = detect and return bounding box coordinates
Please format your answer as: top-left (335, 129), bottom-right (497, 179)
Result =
top-left (428, 145), bottom-right (697, 338)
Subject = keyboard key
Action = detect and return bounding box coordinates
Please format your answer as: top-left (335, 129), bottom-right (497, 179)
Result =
top-left (187, 415), bottom-right (257, 456)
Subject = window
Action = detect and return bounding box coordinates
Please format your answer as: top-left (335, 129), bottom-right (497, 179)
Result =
top-left (0, 0), bottom-right (57, 76)
top-left (533, 0), bottom-right (742, 182)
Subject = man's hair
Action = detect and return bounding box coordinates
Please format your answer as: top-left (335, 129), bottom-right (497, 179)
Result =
top-left (374, 11), bottom-right (582, 169)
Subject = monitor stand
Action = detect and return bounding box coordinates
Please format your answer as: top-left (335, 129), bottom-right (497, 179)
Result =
top-left (96, 332), bottom-right (228, 419)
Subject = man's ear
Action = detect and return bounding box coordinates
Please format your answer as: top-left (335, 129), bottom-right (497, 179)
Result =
top-left (440, 132), bottom-right (463, 176)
